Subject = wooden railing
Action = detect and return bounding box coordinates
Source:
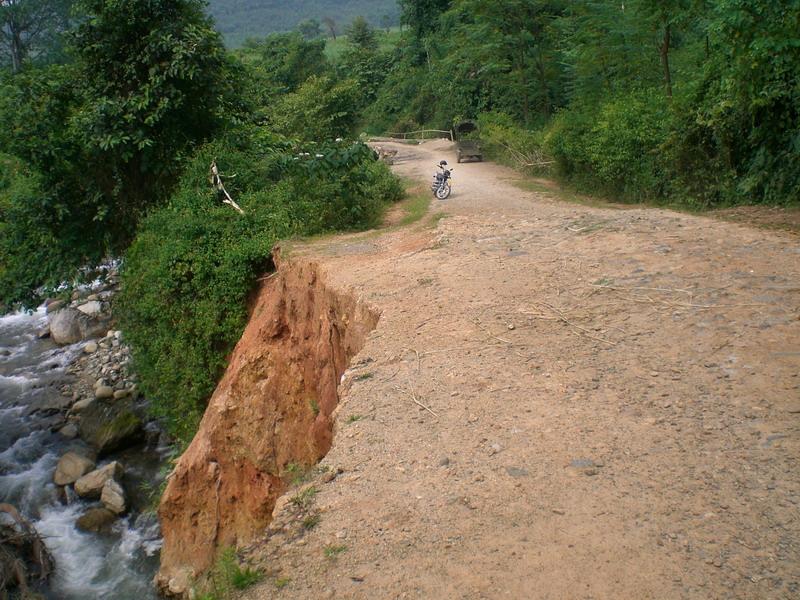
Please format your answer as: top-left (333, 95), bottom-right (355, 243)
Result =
top-left (385, 129), bottom-right (454, 142)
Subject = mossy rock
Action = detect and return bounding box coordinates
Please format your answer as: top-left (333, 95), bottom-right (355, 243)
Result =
top-left (79, 398), bottom-right (145, 456)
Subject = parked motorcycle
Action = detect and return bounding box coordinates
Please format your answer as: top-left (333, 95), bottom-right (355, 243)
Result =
top-left (431, 160), bottom-right (453, 199)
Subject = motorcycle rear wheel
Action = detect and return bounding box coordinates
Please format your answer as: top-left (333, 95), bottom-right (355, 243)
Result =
top-left (436, 182), bottom-right (451, 200)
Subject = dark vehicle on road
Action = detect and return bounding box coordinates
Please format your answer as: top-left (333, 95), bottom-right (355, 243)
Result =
top-left (455, 120), bottom-right (483, 163)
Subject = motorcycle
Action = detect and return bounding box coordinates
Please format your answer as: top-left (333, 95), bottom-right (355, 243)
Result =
top-left (431, 160), bottom-right (453, 200)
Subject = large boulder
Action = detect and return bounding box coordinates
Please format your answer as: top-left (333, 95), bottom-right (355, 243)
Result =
top-left (53, 452), bottom-right (95, 486)
top-left (74, 462), bottom-right (123, 499)
top-left (78, 398), bottom-right (144, 456)
top-left (101, 479), bottom-right (126, 514)
top-left (76, 507), bottom-right (117, 533)
top-left (48, 308), bottom-right (109, 345)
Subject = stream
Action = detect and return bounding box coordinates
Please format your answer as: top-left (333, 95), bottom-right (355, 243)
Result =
top-left (0, 307), bottom-right (163, 599)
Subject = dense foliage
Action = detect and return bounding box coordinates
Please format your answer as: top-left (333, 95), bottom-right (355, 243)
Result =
top-left (364, 0), bottom-right (799, 207)
top-left (117, 134), bottom-right (401, 440)
top-left (0, 0), bottom-right (234, 307)
top-left (0, 0), bottom-right (404, 441)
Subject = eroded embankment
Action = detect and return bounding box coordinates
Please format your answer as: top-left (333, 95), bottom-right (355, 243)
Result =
top-left (156, 253), bottom-right (379, 597)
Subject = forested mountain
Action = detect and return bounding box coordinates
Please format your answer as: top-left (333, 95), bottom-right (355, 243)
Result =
top-left (206, 0), bottom-right (399, 46)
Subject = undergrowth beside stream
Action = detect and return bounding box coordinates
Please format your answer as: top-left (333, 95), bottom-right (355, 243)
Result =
top-left (117, 132), bottom-right (402, 443)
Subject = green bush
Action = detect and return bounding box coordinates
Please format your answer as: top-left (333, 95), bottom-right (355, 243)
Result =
top-left (545, 89), bottom-right (671, 202)
top-left (196, 547), bottom-right (262, 600)
top-left (0, 154), bottom-right (76, 309)
top-left (270, 75), bottom-right (361, 141)
top-left (476, 112), bottom-right (550, 175)
top-left (117, 132), bottom-right (402, 442)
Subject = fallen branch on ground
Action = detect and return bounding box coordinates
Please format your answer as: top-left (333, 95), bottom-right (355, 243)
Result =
top-left (394, 385), bottom-right (439, 418)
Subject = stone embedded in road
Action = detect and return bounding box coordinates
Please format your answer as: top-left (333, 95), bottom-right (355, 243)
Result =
top-left (506, 466), bottom-right (530, 478)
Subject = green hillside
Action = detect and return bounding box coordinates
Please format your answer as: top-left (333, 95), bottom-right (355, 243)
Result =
top-left (206, 0), bottom-right (400, 47)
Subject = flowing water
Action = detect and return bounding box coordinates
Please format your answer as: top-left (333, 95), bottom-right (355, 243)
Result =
top-left (0, 307), bottom-right (163, 599)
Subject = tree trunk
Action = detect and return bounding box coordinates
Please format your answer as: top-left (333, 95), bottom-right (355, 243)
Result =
top-left (518, 48), bottom-right (530, 126)
top-left (536, 52), bottom-right (550, 118)
top-left (660, 22), bottom-right (673, 98)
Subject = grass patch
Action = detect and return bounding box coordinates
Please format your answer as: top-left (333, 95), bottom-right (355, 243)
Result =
top-left (302, 514), bottom-right (321, 530)
top-left (309, 398), bottom-right (320, 417)
top-left (324, 544), bottom-right (348, 558)
top-left (196, 548), bottom-right (262, 599)
top-left (399, 190), bottom-right (432, 226)
top-left (428, 211), bottom-right (448, 227)
top-left (283, 462), bottom-right (314, 486)
top-left (290, 486), bottom-right (319, 510)
top-left (275, 577), bottom-right (291, 589)
top-left (354, 372), bottom-right (373, 381)
top-left (346, 414), bottom-right (363, 424)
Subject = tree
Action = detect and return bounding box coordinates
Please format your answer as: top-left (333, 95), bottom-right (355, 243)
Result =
top-left (68, 0), bottom-right (233, 234)
top-left (381, 14), bottom-right (393, 32)
top-left (399, 0), bottom-right (451, 42)
top-left (346, 16), bottom-right (377, 52)
top-left (297, 18), bottom-right (321, 40)
top-left (437, 0), bottom-right (565, 124)
top-left (342, 17), bottom-right (387, 106)
top-left (270, 75), bottom-right (361, 141)
top-left (0, 0), bottom-right (71, 72)
top-left (247, 32), bottom-right (328, 94)
top-left (322, 16), bottom-right (337, 40)
top-left (0, 0), bottom-right (235, 308)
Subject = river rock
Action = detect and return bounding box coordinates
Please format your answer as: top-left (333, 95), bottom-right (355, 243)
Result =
top-left (78, 398), bottom-right (144, 455)
top-left (74, 462), bottom-right (123, 498)
top-left (53, 452), bottom-right (96, 486)
top-left (101, 479), bottom-right (126, 514)
top-left (49, 308), bottom-right (85, 345)
top-left (71, 397), bottom-right (94, 413)
top-left (45, 299), bottom-right (66, 314)
top-left (77, 300), bottom-right (103, 317)
top-left (84, 342), bottom-right (98, 354)
top-left (95, 385), bottom-right (114, 400)
top-left (48, 308), bottom-right (109, 345)
top-left (76, 507), bottom-right (117, 533)
top-left (59, 423), bottom-right (79, 439)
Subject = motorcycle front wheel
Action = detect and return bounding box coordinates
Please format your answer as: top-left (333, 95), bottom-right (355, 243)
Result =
top-left (435, 182), bottom-right (451, 200)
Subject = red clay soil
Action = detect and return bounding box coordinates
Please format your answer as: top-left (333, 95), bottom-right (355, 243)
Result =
top-left (156, 259), bottom-right (378, 596)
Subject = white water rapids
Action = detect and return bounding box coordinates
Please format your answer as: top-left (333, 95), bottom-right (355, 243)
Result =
top-left (0, 307), bottom-right (162, 599)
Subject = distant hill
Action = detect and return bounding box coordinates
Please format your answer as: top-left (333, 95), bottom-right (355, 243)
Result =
top-left (206, 0), bottom-right (401, 47)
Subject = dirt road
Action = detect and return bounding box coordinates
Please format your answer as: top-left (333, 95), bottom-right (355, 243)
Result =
top-left (240, 140), bottom-right (800, 599)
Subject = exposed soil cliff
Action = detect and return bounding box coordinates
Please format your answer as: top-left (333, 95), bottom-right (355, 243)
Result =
top-left (156, 255), bottom-right (379, 596)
